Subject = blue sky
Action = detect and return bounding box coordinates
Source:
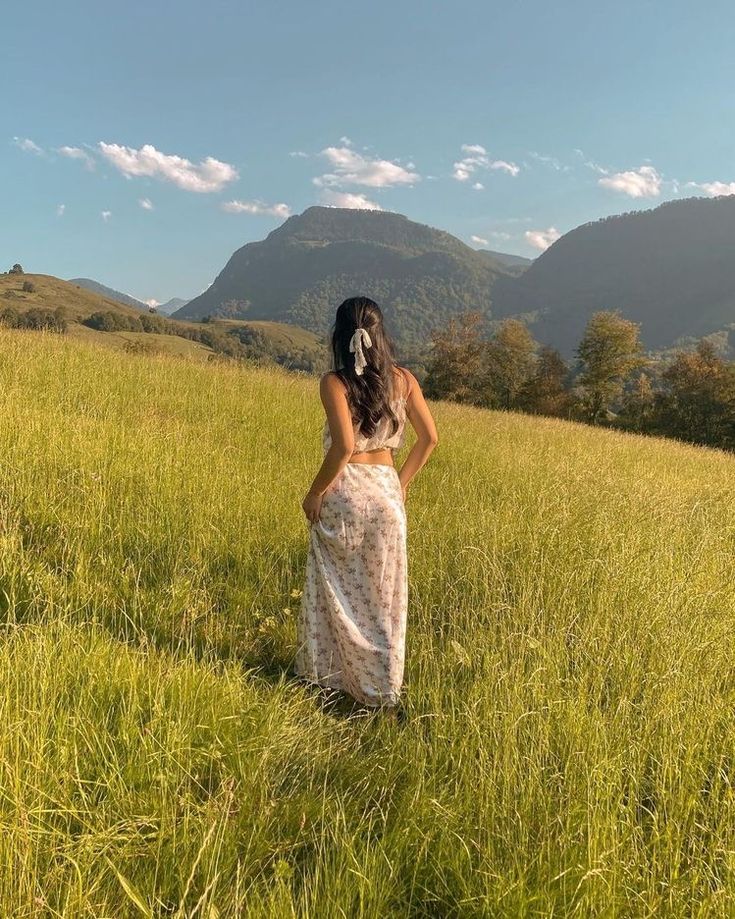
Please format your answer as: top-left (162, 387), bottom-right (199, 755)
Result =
top-left (3, 0), bottom-right (735, 304)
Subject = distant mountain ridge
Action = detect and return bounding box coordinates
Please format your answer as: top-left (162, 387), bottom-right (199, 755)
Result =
top-left (157, 297), bottom-right (190, 316)
top-left (70, 278), bottom-right (148, 311)
top-left (173, 206), bottom-right (523, 357)
top-left (491, 195), bottom-right (735, 355)
top-left (477, 249), bottom-right (533, 271)
top-left (70, 280), bottom-right (190, 317)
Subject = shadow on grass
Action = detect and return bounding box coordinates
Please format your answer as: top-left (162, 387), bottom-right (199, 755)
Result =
top-left (0, 526), bottom-right (409, 724)
top-left (253, 656), bottom-right (408, 725)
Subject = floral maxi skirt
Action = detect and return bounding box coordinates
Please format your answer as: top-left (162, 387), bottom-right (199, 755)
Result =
top-left (294, 462), bottom-right (408, 707)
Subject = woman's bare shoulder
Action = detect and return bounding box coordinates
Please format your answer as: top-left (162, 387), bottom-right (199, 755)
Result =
top-left (320, 370), bottom-right (347, 389)
top-left (393, 365), bottom-right (417, 400)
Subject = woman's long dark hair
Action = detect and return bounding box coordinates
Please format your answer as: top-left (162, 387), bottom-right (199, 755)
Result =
top-left (329, 296), bottom-right (403, 439)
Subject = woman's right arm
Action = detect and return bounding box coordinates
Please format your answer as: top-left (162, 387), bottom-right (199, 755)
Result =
top-left (397, 368), bottom-right (439, 496)
top-left (305, 373), bottom-right (355, 499)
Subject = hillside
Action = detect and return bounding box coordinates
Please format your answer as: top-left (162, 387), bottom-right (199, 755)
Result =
top-left (2, 324), bottom-right (735, 913)
top-left (69, 277), bottom-right (148, 311)
top-left (69, 280), bottom-right (191, 317)
top-left (492, 195), bottom-right (735, 355)
top-left (0, 273), bottom-right (326, 369)
top-left (2, 273), bottom-right (148, 321)
top-left (174, 206), bottom-right (520, 358)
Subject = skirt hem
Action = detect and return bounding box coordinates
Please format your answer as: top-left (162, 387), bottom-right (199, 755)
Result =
top-left (293, 670), bottom-right (401, 709)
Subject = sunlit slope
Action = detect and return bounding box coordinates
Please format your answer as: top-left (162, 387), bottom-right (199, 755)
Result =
top-left (0, 272), bottom-right (144, 317)
top-left (0, 273), bottom-right (323, 365)
top-left (1, 325), bottom-right (735, 915)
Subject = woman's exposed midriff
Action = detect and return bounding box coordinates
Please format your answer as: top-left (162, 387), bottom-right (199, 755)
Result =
top-left (348, 447), bottom-right (394, 465)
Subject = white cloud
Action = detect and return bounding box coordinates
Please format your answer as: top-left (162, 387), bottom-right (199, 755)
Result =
top-left (453, 143), bottom-right (520, 182)
top-left (470, 235), bottom-right (489, 246)
top-left (58, 145), bottom-right (95, 169)
top-left (145, 298), bottom-right (160, 307)
top-left (472, 181), bottom-right (484, 190)
top-left (574, 148), bottom-right (609, 175)
top-left (686, 180), bottom-right (735, 197)
top-left (56, 204), bottom-right (66, 217)
top-left (318, 190), bottom-right (382, 210)
top-left (13, 136), bottom-right (43, 155)
top-left (98, 142), bottom-right (238, 193)
top-left (492, 160), bottom-right (520, 176)
top-left (598, 165), bottom-right (662, 198)
top-left (313, 144), bottom-right (419, 189)
top-left (139, 197), bottom-right (154, 210)
top-left (339, 136), bottom-right (353, 146)
top-left (289, 150), bottom-right (309, 158)
top-left (525, 226), bottom-right (561, 251)
top-left (221, 199), bottom-right (291, 218)
top-left (101, 210), bottom-right (112, 222)
top-left (528, 151), bottom-right (569, 172)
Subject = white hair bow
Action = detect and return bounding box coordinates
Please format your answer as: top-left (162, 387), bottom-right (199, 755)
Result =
top-left (349, 327), bottom-right (373, 376)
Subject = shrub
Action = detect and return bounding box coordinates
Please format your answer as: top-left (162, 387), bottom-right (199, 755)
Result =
top-left (21, 308), bottom-right (66, 332)
top-left (0, 306), bottom-right (20, 327)
top-left (123, 339), bottom-right (161, 356)
top-left (83, 311), bottom-right (144, 333)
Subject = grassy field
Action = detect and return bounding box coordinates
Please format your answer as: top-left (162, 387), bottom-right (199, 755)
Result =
top-left (217, 318), bottom-right (326, 351)
top-left (1, 325), bottom-right (735, 917)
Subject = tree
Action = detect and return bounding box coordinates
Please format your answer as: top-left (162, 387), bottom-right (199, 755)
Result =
top-left (480, 319), bottom-right (538, 410)
top-left (9, 264), bottom-right (24, 275)
top-left (575, 310), bottom-right (646, 424)
top-left (518, 345), bottom-right (573, 417)
top-left (654, 339), bottom-right (735, 449)
top-left (617, 372), bottom-right (656, 432)
top-left (424, 310), bottom-right (486, 403)
top-left (22, 280), bottom-right (35, 293)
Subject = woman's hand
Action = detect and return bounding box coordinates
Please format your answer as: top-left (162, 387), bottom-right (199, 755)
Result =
top-left (302, 490), bottom-right (323, 524)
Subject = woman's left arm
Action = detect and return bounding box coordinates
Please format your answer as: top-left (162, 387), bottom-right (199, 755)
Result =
top-left (302, 374), bottom-right (354, 523)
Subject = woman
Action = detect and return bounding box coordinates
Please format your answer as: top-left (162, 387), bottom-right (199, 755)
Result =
top-left (294, 296), bottom-right (439, 712)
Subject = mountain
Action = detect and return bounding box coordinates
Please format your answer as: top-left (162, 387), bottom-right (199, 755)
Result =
top-left (70, 281), bottom-right (190, 319)
top-left (173, 206), bottom-right (519, 357)
top-left (157, 297), bottom-right (190, 316)
top-left (69, 278), bottom-right (148, 311)
top-left (477, 249), bottom-right (533, 272)
top-left (176, 197), bottom-right (735, 362)
top-left (491, 195), bottom-right (735, 356)
top-left (160, 297), bottom-right (190, 313)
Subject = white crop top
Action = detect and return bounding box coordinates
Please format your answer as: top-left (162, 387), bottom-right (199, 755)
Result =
top-left (322, 375), bottom-right (409, 455)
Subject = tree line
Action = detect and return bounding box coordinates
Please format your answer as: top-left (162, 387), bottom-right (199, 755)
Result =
top-left (424, 310), bottom-right (735, 452)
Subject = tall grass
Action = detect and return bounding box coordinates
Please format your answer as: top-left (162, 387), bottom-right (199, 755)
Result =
top-left (1, 325), bottom-right (735, 916)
